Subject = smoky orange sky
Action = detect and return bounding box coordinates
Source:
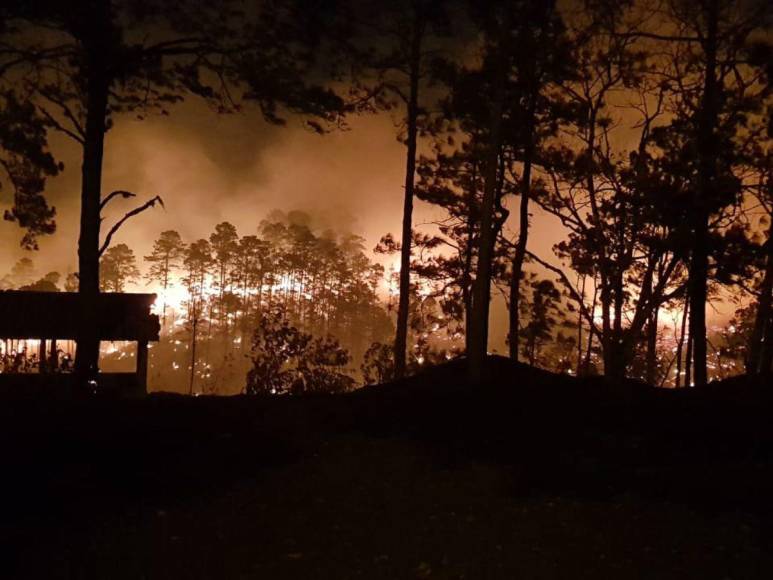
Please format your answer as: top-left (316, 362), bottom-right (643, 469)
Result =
top-left (1, 101), bottom-right (565, 318)
top-left (0, 99), bottom-right (735, 347)
top-left (2, 96), bottom-right (569, 263)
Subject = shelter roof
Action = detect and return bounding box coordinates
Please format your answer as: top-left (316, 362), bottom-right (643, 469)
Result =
top-left (0, 291), bottom-right (160, 341)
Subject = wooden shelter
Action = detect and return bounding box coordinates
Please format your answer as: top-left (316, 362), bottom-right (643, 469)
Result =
top-left (0, 291), bottom-right (159, 396)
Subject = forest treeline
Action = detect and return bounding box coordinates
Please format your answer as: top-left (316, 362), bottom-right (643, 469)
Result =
top-left (0, 0), bottom-right (770, 390)
top-left (0, 203), bottom-right (764, 392)
top-left (142, 213), bottom-right (392, 393)
top-left (2, 211), bottom-right (394, 393)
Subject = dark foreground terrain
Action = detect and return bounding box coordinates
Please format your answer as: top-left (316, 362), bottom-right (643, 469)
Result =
top-left (2, 357), bottom-right (772, 579)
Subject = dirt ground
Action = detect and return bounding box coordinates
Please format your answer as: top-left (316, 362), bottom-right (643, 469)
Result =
top-left (2, 359), bottom-right (771, 579)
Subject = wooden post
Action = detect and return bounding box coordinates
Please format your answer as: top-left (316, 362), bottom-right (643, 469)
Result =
top-left (49, 339), bottom-right (58, 371)
top-left (38, 338), bottom-right (47, 373)
top-left (136, 340), bottom-right (148, 393)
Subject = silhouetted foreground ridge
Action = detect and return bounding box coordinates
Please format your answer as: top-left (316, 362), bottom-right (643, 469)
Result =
top-left (1, 356), bottom-right (771, 579)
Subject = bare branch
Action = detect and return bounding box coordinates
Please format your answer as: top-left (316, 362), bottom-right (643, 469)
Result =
top-left (99, 196), bottom-right (164, 257)
top-left (100, 190), bottom-right (137, 212)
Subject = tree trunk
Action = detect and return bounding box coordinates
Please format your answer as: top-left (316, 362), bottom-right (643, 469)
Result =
top-left (688, 218), bottom-right (710, 384)
top-left (462, 160), bottom-right (479, 343)
top-left (747, 224), bottom-right (773, 374)
top-left (508, 92), bottom-right (537, 361)
top-left (161, 257), bottom-right (170, 329)
top-left (645, 305), bottom-right (659, 385)
top-left (462, 240), bottom-right (474, 343)
top-left (757, 234), bottom-right (773, 374)
top-left (674, 296), bottom-right (689, 387)
top-left (689, 0), bottom-right (719, 386)
top-left (606, 271), bottom-right (627, 380)
top-left (582, 281), bottom-right (599, 374)
top-left (760, 306), bottom-right (773, 374)
top-left (685, 317), bottom-right (694, 388)
top-left (74, 59), bottom-right (110, 384)
top-left (468, 44), bottom-right (507, 386)
top-left (393, 17), bottom-right (423, 379)
top-left (189, 291), bottom-right (199, 395)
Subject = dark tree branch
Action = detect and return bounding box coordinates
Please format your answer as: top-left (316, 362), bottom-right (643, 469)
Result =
top-left (99, 196), bottom-right (164, 257)
top-left (610, 31), bottom-right (701, 43)
top-left (37, 105), bottom-right (84, 144)
top-left (38, 88), bottom-right (86, 139)
top-left (100, 190), bottom-right (137, 212)
top-left (524, 249), bottom-right (602, 336)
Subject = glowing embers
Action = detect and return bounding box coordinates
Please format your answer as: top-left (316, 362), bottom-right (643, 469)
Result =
top-left (99, 341), bottom-right (137, 373)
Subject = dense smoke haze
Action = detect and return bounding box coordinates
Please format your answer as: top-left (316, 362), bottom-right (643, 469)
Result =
top-left (0, 100), bottom-right (570, 355)
top-left (2, 104), bottom-right (408, 273)
top-left (1, 101), bottom-right (569, 266)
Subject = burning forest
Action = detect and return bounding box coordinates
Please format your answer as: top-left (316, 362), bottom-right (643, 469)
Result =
top-left (0, 0), bottom-right (771, 578)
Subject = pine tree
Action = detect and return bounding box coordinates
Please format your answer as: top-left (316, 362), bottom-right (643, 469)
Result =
top-left (209, 222), bottom-right (239, 330)
top-left (182, 239), bottom-right (213, 395)
top-left (347, 0), bottom-right (456, 378)
top-left (145, 230), bottom-right (186, 328)
top-left (0, 90), bottom-right (59, 249)
top-left (100, 243), bottom-right (140, 292)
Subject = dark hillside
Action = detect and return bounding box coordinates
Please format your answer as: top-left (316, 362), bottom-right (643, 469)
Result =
top-left (1, 358), bottom-right (771, 579)
top-left (349, 357), bottom-right (773, 511)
